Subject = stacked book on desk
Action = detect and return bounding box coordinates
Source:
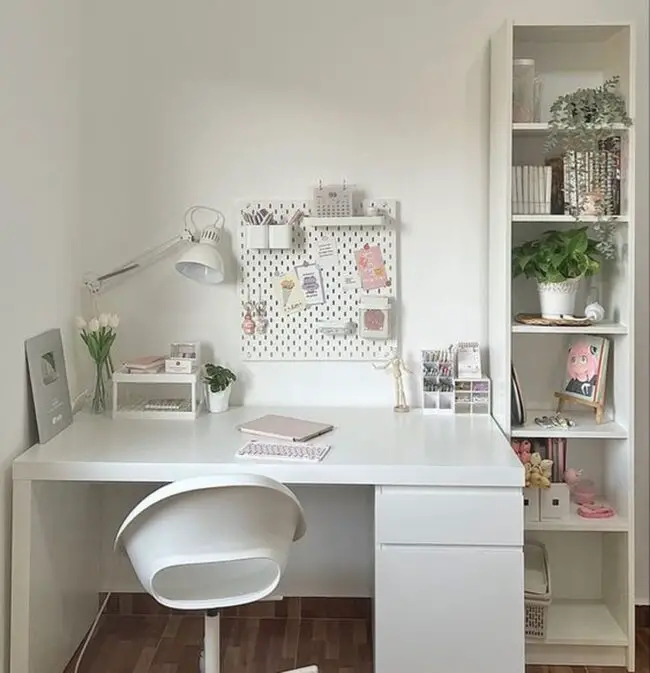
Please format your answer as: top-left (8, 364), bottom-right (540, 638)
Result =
top-left (121, 355), bottom-right (166, 374)
top-left (511, 165), bottom-right (552, 214)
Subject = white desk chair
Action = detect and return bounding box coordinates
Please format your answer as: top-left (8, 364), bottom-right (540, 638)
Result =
top-left (114, 474), bottom-right (318, 673)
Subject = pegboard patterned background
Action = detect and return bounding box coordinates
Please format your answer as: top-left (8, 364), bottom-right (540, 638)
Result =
top-left (238, 199), bottom-right (399, 361)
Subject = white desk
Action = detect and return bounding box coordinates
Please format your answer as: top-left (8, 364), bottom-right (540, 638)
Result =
top-left (11, 407), bottom-right (525, 673)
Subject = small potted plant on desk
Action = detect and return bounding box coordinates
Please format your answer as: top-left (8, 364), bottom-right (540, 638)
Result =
top-left (203, 363), bottom-right (236, 413)
top-left (512, 227), bottom-right (601, 319)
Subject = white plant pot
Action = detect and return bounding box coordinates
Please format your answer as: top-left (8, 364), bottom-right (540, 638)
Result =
top-left (206, 385), bottom-right (231, 413)
top-left (537, 278), bottom-right (581, 319)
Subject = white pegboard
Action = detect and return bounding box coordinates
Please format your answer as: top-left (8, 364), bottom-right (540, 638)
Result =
top-left (238, 198), bottom-right (399, 361)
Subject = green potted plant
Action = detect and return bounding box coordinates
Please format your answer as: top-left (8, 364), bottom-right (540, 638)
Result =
top-left (512, 227), bottom-right (601, 318)
top-left (203, 363), bottom-right (236, 413)
top-left (545, 75), bottom-right (633, 260)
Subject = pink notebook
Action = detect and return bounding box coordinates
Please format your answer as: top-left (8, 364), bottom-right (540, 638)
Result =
top-left (238, 414), bottom-right (333, 442)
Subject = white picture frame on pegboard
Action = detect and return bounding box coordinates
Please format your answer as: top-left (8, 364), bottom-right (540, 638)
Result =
top-left (237, 197), bottom-right (399, 361)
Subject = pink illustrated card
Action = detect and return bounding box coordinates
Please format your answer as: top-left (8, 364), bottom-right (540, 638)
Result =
top-left (354, 244), bottom-right (388, 290)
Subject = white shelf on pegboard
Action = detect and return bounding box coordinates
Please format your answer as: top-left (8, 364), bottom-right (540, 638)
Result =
top-left (303, 215), bottom-right (388, 227)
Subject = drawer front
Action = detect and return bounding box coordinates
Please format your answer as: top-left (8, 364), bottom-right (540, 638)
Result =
top-left (375, 486), bottom-right (523, 546)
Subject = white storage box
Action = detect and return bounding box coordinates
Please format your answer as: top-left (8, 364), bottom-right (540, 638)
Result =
top-left (540, 483), bottom-right (570, 521)
top-left (523, 488), bottom-right (541, 523)
top-left (111, 369), bottom-right (201, 420)
top-left (524, 541), bottom-right (551, 639)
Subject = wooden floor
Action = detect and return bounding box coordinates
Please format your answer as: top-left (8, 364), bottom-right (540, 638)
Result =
top-left (66, 613), bottom-right (649, 673)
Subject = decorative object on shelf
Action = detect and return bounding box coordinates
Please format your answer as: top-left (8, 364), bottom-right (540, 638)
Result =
top-left (544, 76), bottom-right (633, 257)
top-left (355, 244), bottom-right (389, 290)
top-left (111, 368), bottom-right (201, 419)
top-left (313, 181), bottom-right (354, 217)
top-left (84, 206), bottom-right (226, 295)
top-left (241, 301), bottom-right (256, 335)
top-left (511, 364), bottom-right (525, 426)
top-left (576, 502), bottom-right (615, 519)
top-left (295, 262), bottom-right (325, 305)
top-left (534, 413), bottom-right (575, 429)
top-left (165, 342), bottom-right (200, 374)
top-left (273, 269), bottom-right (307, 314)
top-left (421, 347), bottom-right (456, 413)
top-left (253, 300), bottom-right (268, 335)
top-left (564, 468), bottom-right (597, 504)
top-left (374, 348), bottom-right (411, 413)
top-left (315, 320), bottom-right (357, 336)
top-left (511, 440), bottom-right (553, 488)
top-left (456, 341), bottom-right (482, 379)
top-left (25, 328), bottom-right (73, 443)
top-left (122, 355), bottom-right (166, 373)
top-left (512, 227), bottom-right (602, 318)
top-left (584, 301), bottom-right (605, 322)
top-left (512, 59), bottom-right (539, 123)
top-left (514, 313), bottom-right (593, 327)
top-left (359, 296), bottom-right (390, 339)
top-left (556, 335), bottom-right (610, 423)
top-left (77, 313), bottom-right (119, 414)
top-left (203, 363), bottom-right (236, 414)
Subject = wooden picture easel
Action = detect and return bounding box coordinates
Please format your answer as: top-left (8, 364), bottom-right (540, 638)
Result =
top-left (554, 391), bottom-right (605, 424)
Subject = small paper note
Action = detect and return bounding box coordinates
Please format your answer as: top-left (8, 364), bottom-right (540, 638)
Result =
top-left (295, 262), bottom-right (325, 305)
top-left (342, 275), bottom-right (361, 292)
top-left (273, 270), bottom-right (307, 314)
top-left (316, 235), bottom-right (338, 268)
top-left (354, 244), bottom-right (388, 290)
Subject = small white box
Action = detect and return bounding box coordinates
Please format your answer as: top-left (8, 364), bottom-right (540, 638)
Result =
top-left (523, 488), bottom-right (541, 523)
top-left (165, 358), bottom-right (195, 374)
top-left (268, 223), bottom-right (293, 249)
top-left (540, 483), bottom-right (570, 520)
top-left (359, 295), bottom-right (390, 339)
top-left (245, 224), bottom-right (269, 249)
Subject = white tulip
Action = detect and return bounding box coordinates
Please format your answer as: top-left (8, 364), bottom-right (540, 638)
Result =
top-left (99, 313), bottom-right (109, 328)
top-left (88, 317), bottom-right (100, 332)
top-left (75, 316), bottom-right (87, 330)
top-left (108, 313), bottom-right (120, 329)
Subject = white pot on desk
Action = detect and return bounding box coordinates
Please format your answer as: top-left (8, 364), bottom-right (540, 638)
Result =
top-left (205, 385), bottom-right (231, 413)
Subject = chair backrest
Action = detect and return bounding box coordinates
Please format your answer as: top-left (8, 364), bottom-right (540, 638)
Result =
top-left (114, 474), bottom-right (306, 611)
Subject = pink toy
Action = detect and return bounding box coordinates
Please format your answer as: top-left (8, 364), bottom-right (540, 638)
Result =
top-left (564, 468), bottom-right (597, 504)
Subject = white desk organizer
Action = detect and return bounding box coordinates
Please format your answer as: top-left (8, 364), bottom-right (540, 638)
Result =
top-left (453, 378), bottom-right (491, 414)
top-left (111, 369), bottom-right (201, 420)
top-left (421, 349), bottom-right (456, 413)
top-left (238, 198), bottom-right (398, 361)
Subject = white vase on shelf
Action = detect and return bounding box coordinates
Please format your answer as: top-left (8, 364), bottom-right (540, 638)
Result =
top-left (537, 278), bottom-right (581, 318)
top-left (205, 384), bottom-right (232, 413)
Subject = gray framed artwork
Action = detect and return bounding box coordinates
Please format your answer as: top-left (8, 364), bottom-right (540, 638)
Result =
top-left (25, 328), bottom-right (73, 443)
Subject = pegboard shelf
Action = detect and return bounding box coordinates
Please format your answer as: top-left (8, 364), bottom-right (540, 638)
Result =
top-left (304, 215), bottom-right (388, 227)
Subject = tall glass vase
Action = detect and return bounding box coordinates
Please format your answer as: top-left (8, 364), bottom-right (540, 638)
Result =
top-left (90, 359), bottom-right (109, 414)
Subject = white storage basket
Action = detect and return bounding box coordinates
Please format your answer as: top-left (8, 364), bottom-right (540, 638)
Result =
top-left (524, 541), bottom-right (551, 639)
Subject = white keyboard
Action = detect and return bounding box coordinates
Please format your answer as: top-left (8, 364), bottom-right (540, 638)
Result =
top-left (236, 440), bottom-right (331, 463)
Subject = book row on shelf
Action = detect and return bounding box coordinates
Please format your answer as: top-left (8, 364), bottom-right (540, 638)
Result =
top-left (512, 137), bottom-right (622, 217)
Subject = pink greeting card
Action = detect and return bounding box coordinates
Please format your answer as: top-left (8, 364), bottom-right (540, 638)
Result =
top-left (354, 244), bottom-right (388, 290)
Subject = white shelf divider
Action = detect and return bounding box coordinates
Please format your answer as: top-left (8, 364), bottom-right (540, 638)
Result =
top-left (512, 321), bottom-right (629, 335)
top-left (525, 500), bottom-right (628, 532)
top-left (303, 215), bottom-right (387, 227)
top-left (512, 408), bottom-right (627, 439)
top-left (512, 214), bottom-right (627, 223)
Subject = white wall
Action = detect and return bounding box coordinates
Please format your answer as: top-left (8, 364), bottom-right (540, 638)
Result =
top-left (79, 0), bottom-right (648, 601)
top-left (0, 0), bottom-right (82, 669)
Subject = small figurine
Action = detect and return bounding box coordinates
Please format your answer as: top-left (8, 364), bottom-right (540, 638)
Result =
top-left (373, 348), bottom-right (411, 412)
top-left (254, 300), bottom-right (268, 335)
top-left (241, 301), bottom-right (256, 336)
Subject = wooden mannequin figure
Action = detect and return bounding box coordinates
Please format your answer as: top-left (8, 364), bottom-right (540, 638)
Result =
top-left (373, 348), bottom-right (412, 412)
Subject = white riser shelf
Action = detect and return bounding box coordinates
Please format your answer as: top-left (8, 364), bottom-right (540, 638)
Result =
top-left (489, 21), bottom-right (636, 670)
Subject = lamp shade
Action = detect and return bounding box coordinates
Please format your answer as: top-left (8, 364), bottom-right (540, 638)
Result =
top-left (175, 226), bottom-right (224, 284)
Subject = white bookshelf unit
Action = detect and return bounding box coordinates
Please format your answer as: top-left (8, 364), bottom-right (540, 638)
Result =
top-left (489, 22), bottom-right (636, 671)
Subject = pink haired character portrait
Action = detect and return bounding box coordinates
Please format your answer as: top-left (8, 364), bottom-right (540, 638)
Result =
top-left (564, 341), bottom-right (599, 399)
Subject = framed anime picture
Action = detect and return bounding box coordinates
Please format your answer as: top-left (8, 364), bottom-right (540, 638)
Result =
top-left (25, 328), bottom-right (73, 443)
top-left (560, 336), bottom-right (610, 406)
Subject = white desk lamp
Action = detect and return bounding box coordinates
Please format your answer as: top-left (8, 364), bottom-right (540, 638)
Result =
top-left (84, 206), bottom-right (226, 295)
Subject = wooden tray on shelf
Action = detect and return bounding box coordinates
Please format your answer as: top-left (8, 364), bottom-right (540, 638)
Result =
top-left (514, 313), bottom-right (593, 327)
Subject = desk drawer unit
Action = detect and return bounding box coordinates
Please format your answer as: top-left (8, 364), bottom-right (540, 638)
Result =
top-left (375, 485), bottom-right (523, 546)
top-left (374, 485), bottom-right (525, 673)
